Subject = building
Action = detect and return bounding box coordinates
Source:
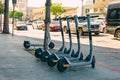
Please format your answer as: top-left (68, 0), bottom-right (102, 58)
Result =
top-left (26, 7), bottom-right (40, 20)
top-left (61, 7), bottom-right (78, 17)
top-left (30, 7), bottom-right (45, 20)
top-left (83, 0), bottom-right (119, 17)
top-left (15, 0), bottom-right (28, 20)
top-left (29, 6), bottom-right (81, 20)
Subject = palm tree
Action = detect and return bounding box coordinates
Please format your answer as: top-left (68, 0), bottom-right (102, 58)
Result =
top-left (2, 0), bottom-right (9, 34)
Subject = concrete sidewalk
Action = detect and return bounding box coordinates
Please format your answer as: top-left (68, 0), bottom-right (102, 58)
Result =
top-left (0, 33), bottom-right (120, 80)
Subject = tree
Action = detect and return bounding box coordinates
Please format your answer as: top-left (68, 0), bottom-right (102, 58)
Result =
top-left (0, 1), bottom-right (4, 32)
top-left (9, 10), bottom-right (23, 20)
top-left (0, 1), bottom-right (4, 13)
top-left (2, 0), bottom-right (9, 34)
top-left (50, 3), bottom-right (66, 18)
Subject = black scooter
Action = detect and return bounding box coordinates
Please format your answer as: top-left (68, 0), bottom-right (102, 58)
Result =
top-left (57, 15), bottom-right (96, 72)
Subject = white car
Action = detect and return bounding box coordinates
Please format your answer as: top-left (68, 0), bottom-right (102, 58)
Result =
top-left (93, 19), bottom-right (106, 33)
top-left (15, 21), bottom-right (27, 30)
top-left (32, 20), bottom-right (44, 29)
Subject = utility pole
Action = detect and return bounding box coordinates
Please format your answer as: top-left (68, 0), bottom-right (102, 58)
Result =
top-left (12, 0), bottom-right (17, 36)
top-left (2, 0), bottom-right (9, 34)
top-left (44, 0), bottom-right (51, 50)
top-left (81, 0), bottom-right (84, 16)
top-left (0, 1), bottom-right (4, 32)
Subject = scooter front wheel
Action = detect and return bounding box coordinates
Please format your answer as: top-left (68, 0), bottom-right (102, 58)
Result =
top-left (34, 48), bottom-right (43, 58)
top-left (48, 41), bottom-right (55, 49)
top-left (57, 58), bottom-right (68, 72)
top-left (41, 51), bottom-right (49, 62)
top-left (47, 55), bottom-right (57, 67)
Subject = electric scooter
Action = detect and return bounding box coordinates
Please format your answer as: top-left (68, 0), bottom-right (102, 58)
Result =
top-left (47, 16), bottom-right (79, 67)
top-left (57, 15), bottom-right (96, 72)
top-left (23, 40), bottom-right (54, 49)
top-left (36, 17), bottom-right (68, 61)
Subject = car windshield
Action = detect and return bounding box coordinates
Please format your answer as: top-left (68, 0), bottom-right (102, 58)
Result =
top-left (78, 19), bottom-right (87, 22)
top-left (107, 8), bottom-right (120, 19)
top-left (51, 21), bottom-right (59, 24)
top-left (78, 18), bottom-right (96, 23)
top-left (16, 21), bottom-right (26, 25)
top-left (37, 21), bottom-right (44, 24)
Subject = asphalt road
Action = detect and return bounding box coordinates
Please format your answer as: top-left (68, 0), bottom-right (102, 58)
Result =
top-left (12, 26), bottom-right (120, 60)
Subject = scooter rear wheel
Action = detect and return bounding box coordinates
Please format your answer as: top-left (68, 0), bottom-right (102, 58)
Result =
top-left (47, 55), bottom-right (57, 67)
top-left (57, 58), bottom-right (68, 72)
top-left (23, 41), bottom-right (30, 49)
top-left (91, 56), bottom-right (95, 68)
top-left (41, 51), bottom-right (49, 62)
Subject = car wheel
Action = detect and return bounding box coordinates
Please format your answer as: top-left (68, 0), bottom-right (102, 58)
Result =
top-left (79, 28), bottom-right (83, 36)
top-left (95, 32), bottom-right (99, 35)
top-left (64, 27), bottom-right (68, 33)
top-left (115, 29), bottom-right (120, 38)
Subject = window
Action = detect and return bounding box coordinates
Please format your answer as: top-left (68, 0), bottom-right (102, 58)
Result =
top-left (85, 8), bottom-right (90, 13)
top-left (100, 7), bottom-right (104, 12)
top-left (94, 8), bottom-right (98, 12)
top-left (108, 9), bottom-right (120, 19)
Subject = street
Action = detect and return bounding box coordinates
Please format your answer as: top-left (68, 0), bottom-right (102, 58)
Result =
top-left (11, 25), bottom-right (120, 49)
top-left (12, 25), bottom-right (120, 70)
top-left (0, 25), bottom-right (120, 80)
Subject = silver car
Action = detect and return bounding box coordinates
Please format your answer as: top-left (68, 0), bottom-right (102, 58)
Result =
top-left (63, 18), bottom-right (100, 35)
top-left (32, 20), bottom-right (44, 29)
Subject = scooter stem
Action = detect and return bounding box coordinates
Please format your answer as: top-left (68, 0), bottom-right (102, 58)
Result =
top-left (66, 16), bottom-right (72, 50)
top-left (86, 15), bottom-right (93, 56)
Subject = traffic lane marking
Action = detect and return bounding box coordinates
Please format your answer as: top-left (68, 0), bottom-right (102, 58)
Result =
top-left (96, 61), bottom-right (120, 72)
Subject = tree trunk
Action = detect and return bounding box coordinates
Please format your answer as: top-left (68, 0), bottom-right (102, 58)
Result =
top-left (2, 0), bottom-right (9, 34)
top-left (0, 14), bottom-right (2, 32)
top-left (44, 0), bottom-right (51, 50)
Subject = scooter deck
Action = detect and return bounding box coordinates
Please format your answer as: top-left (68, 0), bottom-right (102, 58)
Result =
top-left (31, 44), bottom-right (43, 46)
top-left (64, 60), bottom-right (92, 67)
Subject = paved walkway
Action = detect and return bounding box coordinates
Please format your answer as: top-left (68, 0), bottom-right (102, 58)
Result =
top-left (0, 33), bottom-right (120, 80)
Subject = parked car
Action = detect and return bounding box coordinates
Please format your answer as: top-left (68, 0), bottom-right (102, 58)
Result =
top-left (26, 20), bottom-right (33, 25)
top-left (32, 20), bottom-right (44, 29)
top-left (93, 18), bottom-right (106, 33)
top-left (63, 17), bottom-right (100, 35)
top-left (41, 20), bottom-right (60, 31)
top-left (15, 21), bottom-right (27, 30)
top-left (106, 1), bottom-right (120, 38)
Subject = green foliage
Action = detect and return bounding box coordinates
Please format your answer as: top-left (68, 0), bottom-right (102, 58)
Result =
top-left (9, 10), bottom-right (23, 20)
top-left (44, 3), bottom-right (66, 18)
top-left (0, 1), bottom-right (4, 14)
top-left (51, 3), bottom-right (66, 18)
